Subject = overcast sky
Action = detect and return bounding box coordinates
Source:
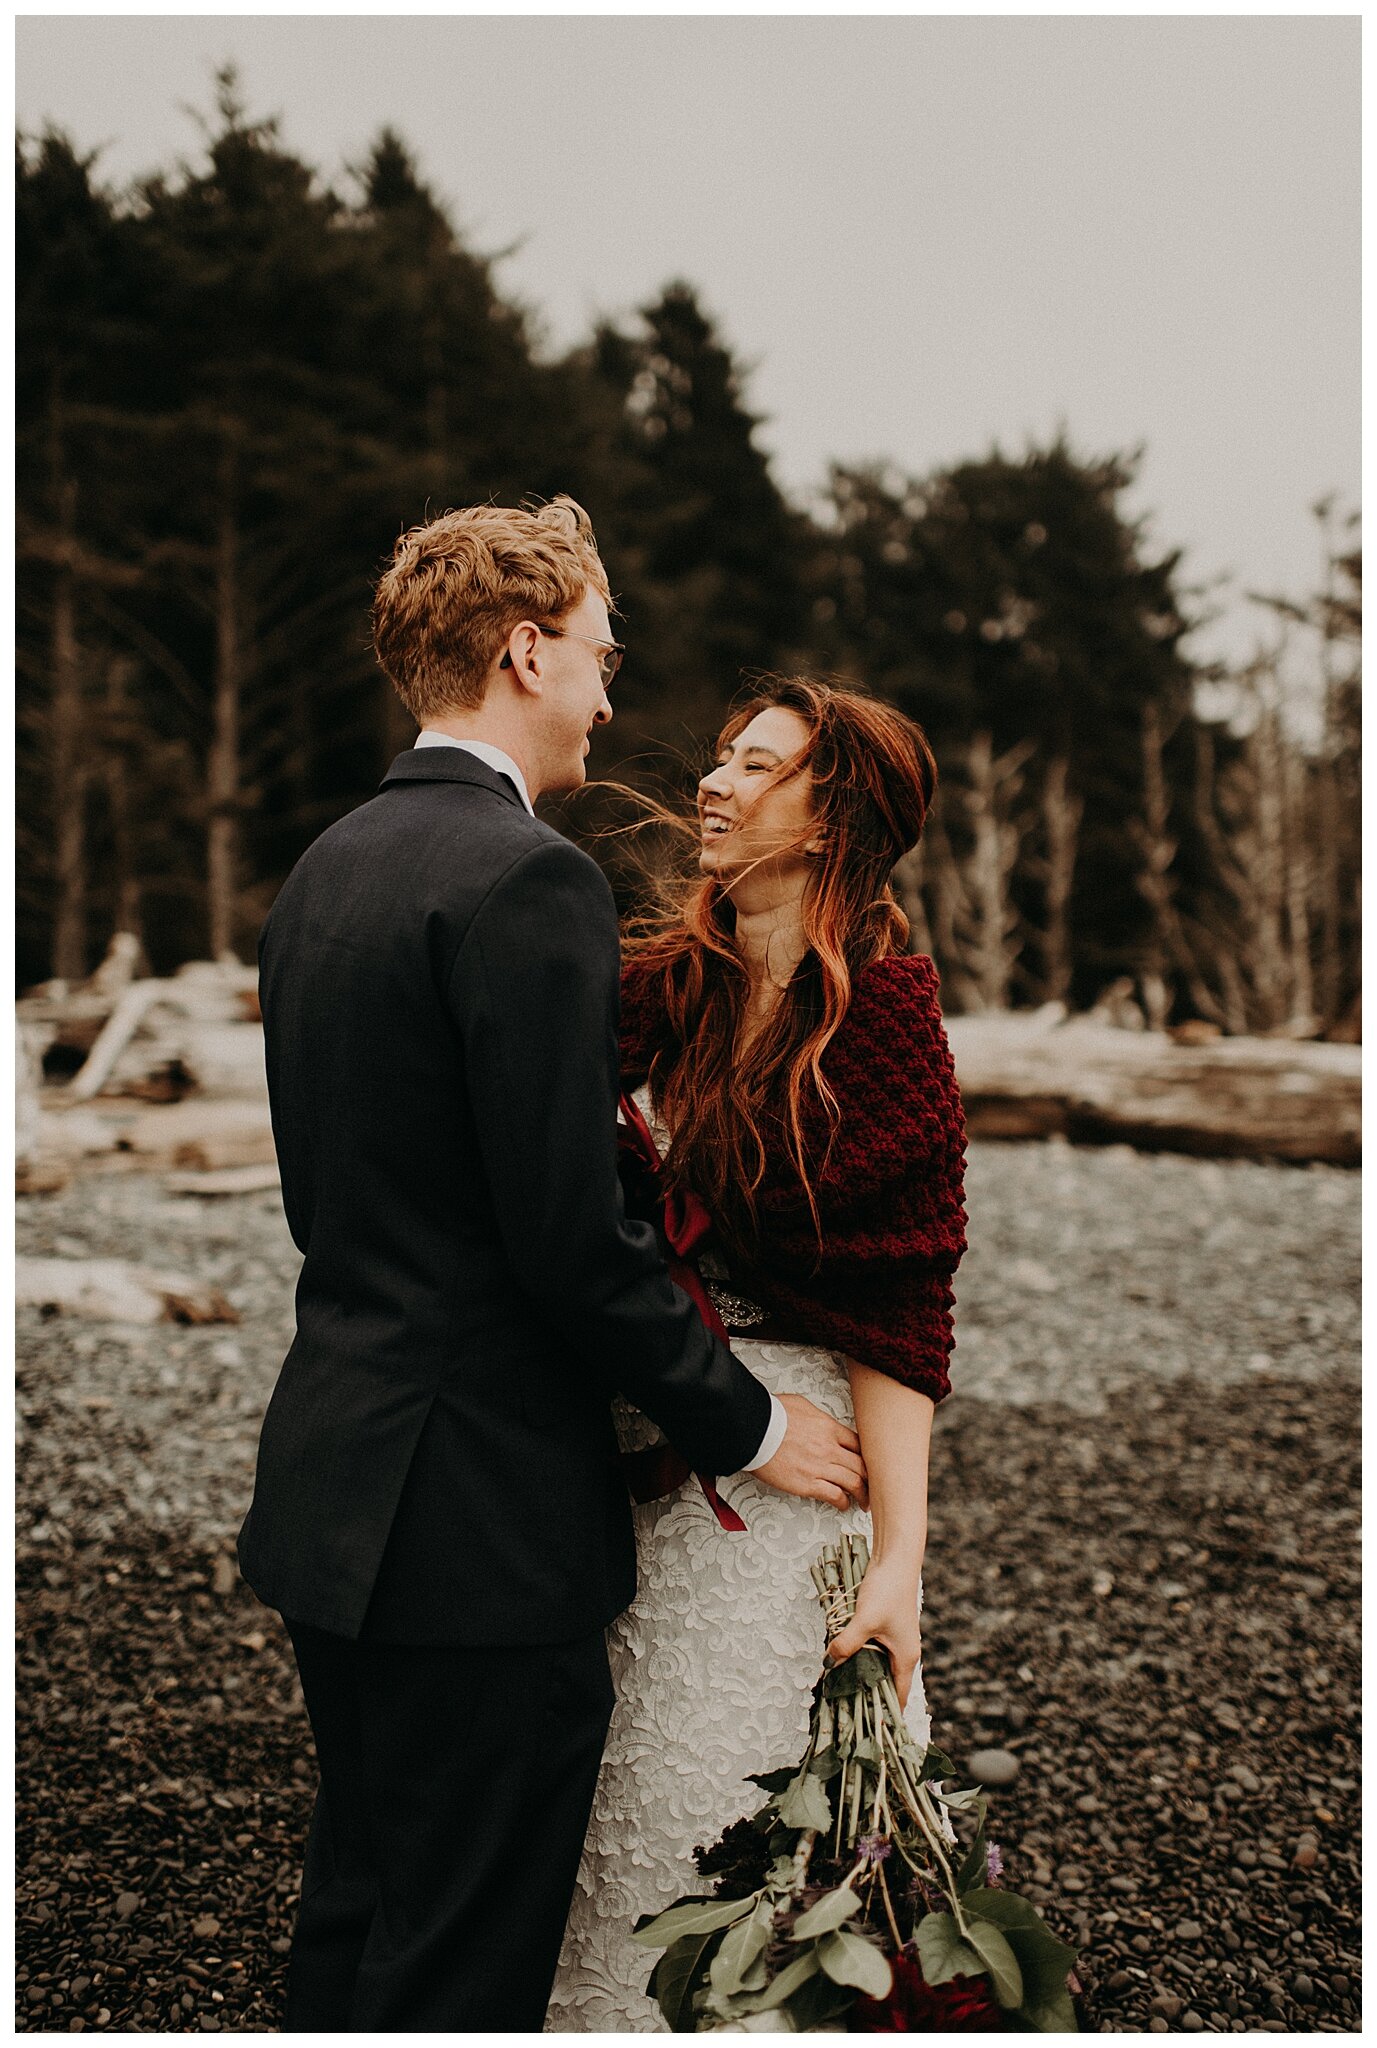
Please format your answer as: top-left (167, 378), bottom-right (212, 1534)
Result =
top-left (16, 13), bottom-right (1360, 671)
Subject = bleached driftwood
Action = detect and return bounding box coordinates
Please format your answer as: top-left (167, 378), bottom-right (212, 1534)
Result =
top-left (67, 979), bottom-right (181, 1099)
top-left (18, 946), bottom-right (263, 1102)
top-left (165, 1163), bottom-right (281, 1197)
top-left (946, 1013), bottom-right (1360, 1165)
top-left (22, 1095), bottom-right (277, 1175)
top-left (66, 964), bottom-right (266, 1102)
top-left (16, 1255), bottom-right (240, 1324)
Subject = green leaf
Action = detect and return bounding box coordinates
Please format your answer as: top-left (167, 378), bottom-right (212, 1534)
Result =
top-left (747, 1766), bottom-right (797, 1795)
top-left (774, 1769), bottom-right (834, 1833)
top-left (823, 1646), bottom-right (889, 1699)
top-left (961, 1891), bottom-right (1078, 2030)
top-left (1023, 1982), bottom-right (1080, 2032)
top-left (964, 1915), bottom-right (1025, 2009)
top-left (918, 1742), bottom-right (956, 1781)
top-left (847, 1735), bottom-right (883, 1770)
top-left (709, 1900), bottom-right (775, 1998)
top-left (648, 1929), bottom-right (722, 2033)
top-left (914, 1910), bottom-right (986, 1986)
top-left (632, 1891), bottom-right (759, 1947)
top-left (751, 1946), bottom-right (821, 2011)
top-left (807, 1744), bottom-right (843, 1780)
top-left (960, 1887), bottom-right (1051, 1934)
top-left (818, 1929), bottom-right (894, 1999)
top-left (932, 1783), bottom-right (983, 1810)
top-left (781, 1967), bottom-right (856, 2032)
top-left (790, 1886), bottom-right (862, 1940)
top-left (955, 1819), bottom-right (989, 1894)
top-left (1010, 1928), bottom-right (1079, 2016)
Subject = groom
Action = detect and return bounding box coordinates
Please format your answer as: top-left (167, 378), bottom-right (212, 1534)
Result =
top-left (237, 496), bottom-right (866, 2032)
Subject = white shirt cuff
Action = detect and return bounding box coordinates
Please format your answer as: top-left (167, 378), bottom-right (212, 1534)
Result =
top-left (738, 1393), bottom-right (788, 1472)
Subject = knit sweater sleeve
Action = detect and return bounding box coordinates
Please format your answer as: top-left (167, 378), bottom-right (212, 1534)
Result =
top-left (750, 956), bottom-right (968, 1403)
top-left (617, 950), bottom-right (968, 1404)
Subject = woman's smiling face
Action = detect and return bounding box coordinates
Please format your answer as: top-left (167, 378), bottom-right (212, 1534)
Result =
top-left (696, 706), bottom-right (819, 885)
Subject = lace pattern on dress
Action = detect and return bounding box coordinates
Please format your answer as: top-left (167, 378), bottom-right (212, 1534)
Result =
top-left (545, 1088), bottom-right (930, 2034)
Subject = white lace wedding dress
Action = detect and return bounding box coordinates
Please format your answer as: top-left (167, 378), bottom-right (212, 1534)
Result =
top-left (546, 1088), bottom-right (931, 2034)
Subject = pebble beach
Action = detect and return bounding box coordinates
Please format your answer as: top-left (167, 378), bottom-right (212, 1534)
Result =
top-left (16, 1138), bottom-right (1360, 2032)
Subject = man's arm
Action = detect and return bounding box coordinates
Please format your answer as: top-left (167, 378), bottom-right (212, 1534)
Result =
top-left (450, 835), bottom-right (776, 1477)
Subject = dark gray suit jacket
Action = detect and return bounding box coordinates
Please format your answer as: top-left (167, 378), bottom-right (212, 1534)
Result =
top-left (237, 748), bottom-right (772, 1643)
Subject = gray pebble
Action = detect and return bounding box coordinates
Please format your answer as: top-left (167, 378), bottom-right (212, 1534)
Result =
top-left (967, 1747), bottom-right (1019, 1787)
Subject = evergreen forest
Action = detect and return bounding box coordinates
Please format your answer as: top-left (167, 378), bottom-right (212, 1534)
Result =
top-left (17, 84), bottom-right (1361, 1033)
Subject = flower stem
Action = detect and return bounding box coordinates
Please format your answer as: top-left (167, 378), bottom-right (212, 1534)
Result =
top-left (876, 1854), bottom-right (904, 1950)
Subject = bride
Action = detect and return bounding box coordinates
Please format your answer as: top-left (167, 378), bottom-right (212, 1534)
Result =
top-left (547, 677), bottom-right (968, 2032)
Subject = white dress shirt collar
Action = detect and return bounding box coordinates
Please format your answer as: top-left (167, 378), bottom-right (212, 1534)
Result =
top-left (413, 731), bottom-right (535, 816)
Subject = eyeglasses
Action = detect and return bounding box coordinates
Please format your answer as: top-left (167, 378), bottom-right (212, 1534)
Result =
top-left (500, 624), bottom-right (625, 689)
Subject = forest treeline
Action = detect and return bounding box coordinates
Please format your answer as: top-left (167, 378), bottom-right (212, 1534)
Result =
top-left (17, 81), bottom-right (1361, 1032)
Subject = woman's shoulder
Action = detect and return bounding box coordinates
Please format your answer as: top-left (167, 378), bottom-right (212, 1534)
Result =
top-left (841, 952), bottom-right (945, 1045)
top-left (820, 953), bottom-right (958, 1129)
top-left (854, 951), bottom-right (940, 1000)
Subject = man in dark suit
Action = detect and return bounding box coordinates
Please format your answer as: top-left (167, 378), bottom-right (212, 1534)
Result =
top-left (238, 497), bottom-right (866, 2031)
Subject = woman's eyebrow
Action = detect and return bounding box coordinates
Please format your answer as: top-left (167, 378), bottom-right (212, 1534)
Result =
top-left (716, 742), bottom-right (783, 764)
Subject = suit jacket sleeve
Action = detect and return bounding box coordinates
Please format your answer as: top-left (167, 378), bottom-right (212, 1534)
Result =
top-left (448, 835), bottom-right (773, 1475)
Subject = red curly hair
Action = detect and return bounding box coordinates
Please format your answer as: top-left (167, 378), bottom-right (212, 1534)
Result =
top-left (619, 677), bottom-right (938, 1262)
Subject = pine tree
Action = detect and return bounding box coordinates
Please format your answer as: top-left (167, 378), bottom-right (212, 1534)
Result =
top-left (810, 441), bottom-right (1202, 1007)
top-left (583, 282), bottom-right (808, 739)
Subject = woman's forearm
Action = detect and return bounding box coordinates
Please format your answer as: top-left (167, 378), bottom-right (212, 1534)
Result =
top-left (846, 1358), bottom-right (934, 1577)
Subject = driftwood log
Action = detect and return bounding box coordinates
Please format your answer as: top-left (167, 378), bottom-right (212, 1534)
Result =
top-left (18, 975), bottom-right (1360, 1195)
top-left (18, 942), bottom-right (264, 1103)
top-left (946, 1013), bottom-right (1360, 1166)
top-left (18, 1096), bottom-right (278, 1184)
top-left (15, 1256), bottom-right (239, 1325)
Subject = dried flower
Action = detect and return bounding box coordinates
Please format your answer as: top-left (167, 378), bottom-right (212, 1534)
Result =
top-left (851, 1948), bottom-right (1005, 2032)
top-left (634, 1538), bottom-right (1077, 2034)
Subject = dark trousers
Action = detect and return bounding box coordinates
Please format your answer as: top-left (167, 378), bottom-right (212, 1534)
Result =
top-left (281, 1618), bottom-right (614, 2033)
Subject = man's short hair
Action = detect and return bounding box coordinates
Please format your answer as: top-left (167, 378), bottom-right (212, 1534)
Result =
top-left (372, 496), bottom-right (612, 720)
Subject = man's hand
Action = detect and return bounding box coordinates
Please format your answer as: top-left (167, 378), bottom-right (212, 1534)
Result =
top-left (753, 1394), bottom-right (868, 1510)
top-left (825, 1553), bottom-right (923, 1709)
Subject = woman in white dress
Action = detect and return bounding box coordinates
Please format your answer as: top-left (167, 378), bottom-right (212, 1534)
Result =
top-left (548, 679), bottom-right (968, 2032)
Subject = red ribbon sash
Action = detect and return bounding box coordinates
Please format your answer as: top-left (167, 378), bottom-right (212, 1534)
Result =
top-left (617, 1088), bottom-right (747, 1533)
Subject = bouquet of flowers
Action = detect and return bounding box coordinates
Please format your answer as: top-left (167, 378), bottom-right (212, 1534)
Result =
top-left (632, 1535), bottom-right (1078, 2032)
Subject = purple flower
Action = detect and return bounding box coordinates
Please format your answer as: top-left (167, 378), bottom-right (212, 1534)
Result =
top-left (985, 1841), bottom-right (1004, 1884)
top-left (857, 1834), bottom-right (893, 1865)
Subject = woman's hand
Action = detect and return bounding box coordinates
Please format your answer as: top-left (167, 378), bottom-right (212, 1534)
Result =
top-left (826, 1553), bottom-right (923, 1709)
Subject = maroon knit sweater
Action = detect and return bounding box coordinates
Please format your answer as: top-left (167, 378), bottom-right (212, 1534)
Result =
top-left (618, 953), bottom-right (968, 1404)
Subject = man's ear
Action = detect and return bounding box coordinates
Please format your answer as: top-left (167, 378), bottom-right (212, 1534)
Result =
top-left (504, 621), bottom-right (546, 695)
